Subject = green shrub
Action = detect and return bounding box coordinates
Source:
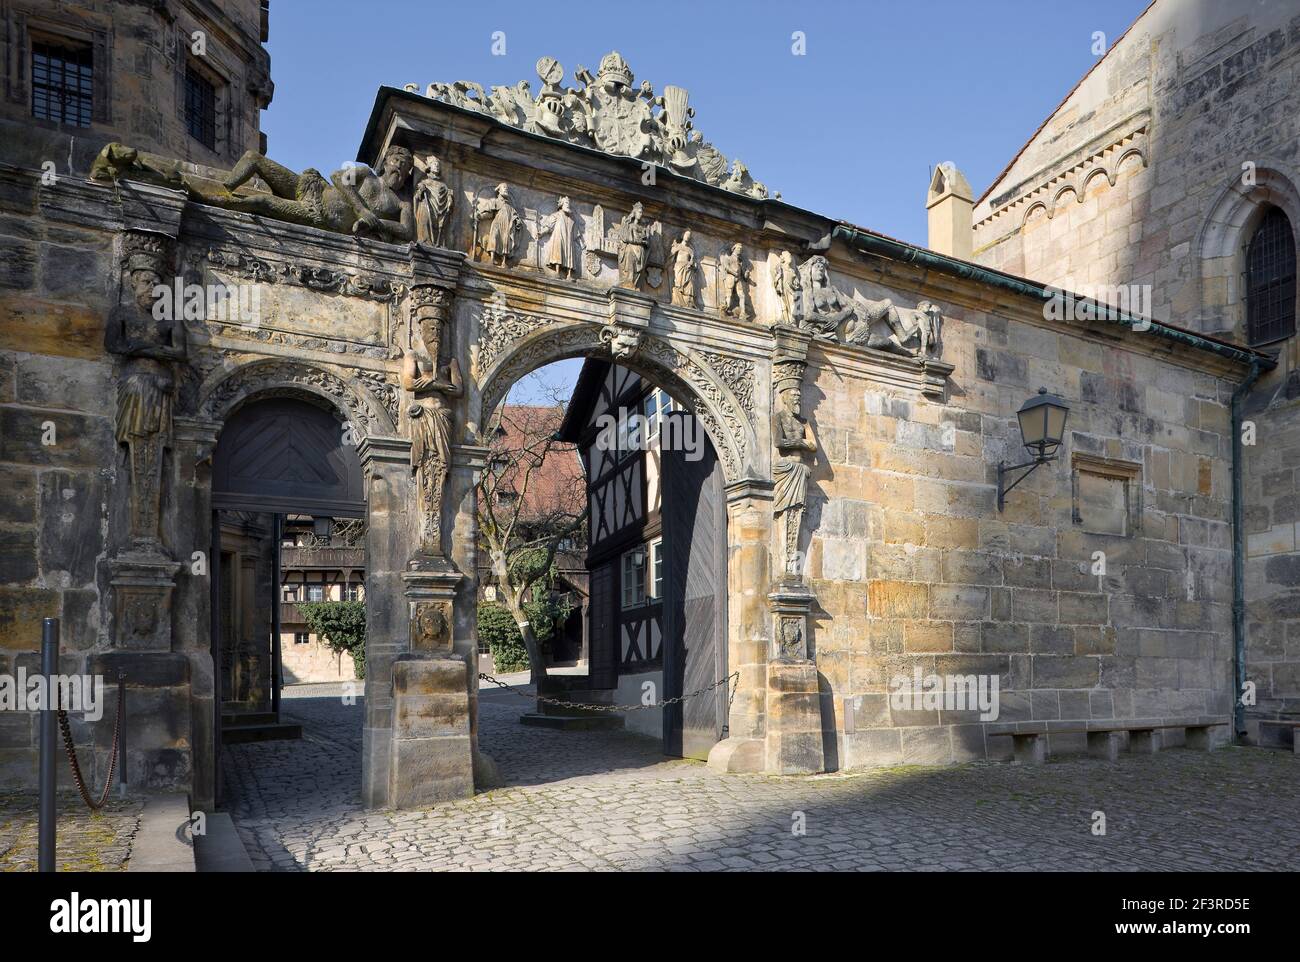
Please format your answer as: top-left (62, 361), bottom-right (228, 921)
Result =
top-left (296, 600), bottom-right (367, 679)
top-left (477, 592), bottom-right (573, 674)
top-left (477, 601), bottom-right (530, 673)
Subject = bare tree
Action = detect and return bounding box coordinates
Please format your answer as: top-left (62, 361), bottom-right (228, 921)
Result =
top-left (478, 376), bottom-right (587, 682)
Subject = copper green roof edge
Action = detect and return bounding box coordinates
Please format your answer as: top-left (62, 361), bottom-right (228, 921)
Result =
top-left (830, 226), bottom-right (1274, 372)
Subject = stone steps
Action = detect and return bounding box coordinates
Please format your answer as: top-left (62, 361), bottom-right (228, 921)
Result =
top-left (519, 712), bottom-right (624, 732)
top-left (222, 721), bottom-right (303, 743)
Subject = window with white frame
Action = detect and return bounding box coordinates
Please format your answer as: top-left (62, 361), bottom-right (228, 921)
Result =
top-left (644, 388), bottom-right (674, 441)
top-left (649, 538), bottom-right (663, 600)
top-left (293, 632), bottom-right (310, 645)
top-left (621, 547), bottom-right (647, 608)
top-left (343, 583), bottom-right (361, 602)
top-left (306, 584), bottom-right (324, 602)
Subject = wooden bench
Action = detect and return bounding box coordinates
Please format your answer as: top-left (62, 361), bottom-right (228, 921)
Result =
top-left (987, 718), bottom-right (1230, 765)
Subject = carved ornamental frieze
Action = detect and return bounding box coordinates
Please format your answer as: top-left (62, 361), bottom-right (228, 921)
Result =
top-left (418, 52), bottom-right (774, 198)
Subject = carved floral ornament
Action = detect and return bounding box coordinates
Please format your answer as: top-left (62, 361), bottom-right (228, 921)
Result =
top-left (199, 359), bottom-right (397, 437)
top-left (415, 52), bottom-right (775, 199)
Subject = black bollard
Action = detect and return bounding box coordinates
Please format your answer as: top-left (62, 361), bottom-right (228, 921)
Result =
top-left (38, 617), bottom-right (58, 873)
top-left (118, 670), bottom-right (128, 798)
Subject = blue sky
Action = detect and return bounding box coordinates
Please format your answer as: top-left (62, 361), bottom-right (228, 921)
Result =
top-left (264, 0), bottom-right (1150, 401)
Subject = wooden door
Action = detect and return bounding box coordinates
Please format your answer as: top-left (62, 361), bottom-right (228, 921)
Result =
top-left (661, 416), bottom-right (727, 759)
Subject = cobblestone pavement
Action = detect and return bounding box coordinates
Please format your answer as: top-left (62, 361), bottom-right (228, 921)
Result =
top-left (222, 685), bottom-right (1300, 871)
top-left (0, 794), bottom-right (141, 872)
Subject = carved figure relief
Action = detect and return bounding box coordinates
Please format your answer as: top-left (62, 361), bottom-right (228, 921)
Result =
top-left (600, 322), bottom-right (642, 361)
top-left (412, 602), bottom-right (452, 652)
top-left (180, 144), bottom-right (416, 242)
top-left (402, 286), bottom-right (463, 559)
top-left (718, 243), bottom-right (750, 319)
top-left (422, 52), bottom-right (774, 198)
top-left (768, 250), bottom-right (802, 325)
top-left (616, 202), bottom-right (664, 290)
top-left (473, 183), bottom-right (522, 266)
top-left (414, 154), bottom-right (455, 248)
top-left (539, 196), bottom-right (576, 279)
top-left (798, 255), bottom-right (944, 359)
top-left (109, 231), bottom-right (187, 554)
top-left (670, 231), bottom-right (698, 308)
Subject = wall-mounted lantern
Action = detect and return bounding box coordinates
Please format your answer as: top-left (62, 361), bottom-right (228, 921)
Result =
top-left (997, 388), bottom-right (1070, 511)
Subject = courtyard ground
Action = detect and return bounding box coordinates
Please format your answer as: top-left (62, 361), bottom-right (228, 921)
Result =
top-left (0, 793), bottom-right (140, 872)
top-left (218, 682), bottom-right (1300, 872)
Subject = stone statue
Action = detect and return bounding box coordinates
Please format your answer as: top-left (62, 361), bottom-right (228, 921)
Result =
top-left (473, 183), bottom-right (522, 266)
top-left (422, 52), bottom-right (772, 198)
top-left (402, 287), bottom-right (462, 559)
top-left (670, 231), bottom-right (698, 307)
top-left (616, 202), bottom-right (651, 289)
top-left (539, 196), bottom-right (576, 279)
top-left (719, 243), bottom-right (750, 318)
top-left (107, 231), bottom-right (188, 555)
top-left (799, 255), bottom-right (856, 337)
top-left (185, 145), bottom-right (416, 242)
top-left (90, 142), bottom-right (184, 188)
top-left (772, 361), bottom-right (815, 580)
top-left (768, 250), bottom-right (802, 325)
top-left (413, 154), bottom-right (454, 248)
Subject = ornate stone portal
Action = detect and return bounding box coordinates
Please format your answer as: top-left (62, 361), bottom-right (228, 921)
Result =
top-left (71, 50), bottom-right (967, 809)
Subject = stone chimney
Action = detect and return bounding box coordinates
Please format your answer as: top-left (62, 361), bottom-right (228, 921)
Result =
top-left (926, 162), bottom-right (973, 260)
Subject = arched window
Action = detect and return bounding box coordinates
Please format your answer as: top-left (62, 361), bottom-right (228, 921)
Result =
top-left (1245, 207), bottom-right (1297, 345)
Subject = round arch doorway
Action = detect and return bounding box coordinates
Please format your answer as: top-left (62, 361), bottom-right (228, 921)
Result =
top-left (479, 357), bottom-right (729, 768)
top-left (210, 395), bottom-right (365, 805)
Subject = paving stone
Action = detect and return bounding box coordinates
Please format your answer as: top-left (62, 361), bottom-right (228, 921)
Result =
top-left (217, 685), bottom-right (1300, 872)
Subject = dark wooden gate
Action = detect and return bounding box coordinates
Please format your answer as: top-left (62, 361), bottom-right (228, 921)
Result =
top-left (661, 415), bottom-right (727, 759)
top-left (212, 397), bottom-right (364, 517)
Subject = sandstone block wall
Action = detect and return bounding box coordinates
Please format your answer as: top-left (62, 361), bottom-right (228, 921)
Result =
top-left (802, 269), bottom-right (1237, 766)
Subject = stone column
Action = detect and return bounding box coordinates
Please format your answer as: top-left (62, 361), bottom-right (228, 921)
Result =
top-left (762, 328), bottom-right (825, 774)
top-left (357, 435), bottom-right (413, 808)
top-left (171, 415), bottom-right (220, 810)
top-left (707, 482), bottom-right (774, 774)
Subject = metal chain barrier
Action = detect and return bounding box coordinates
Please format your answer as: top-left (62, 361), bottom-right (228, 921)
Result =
top-left (56, 673), bottom-right (126, 811)
top-left (479, 670), bottom-right (740, 713)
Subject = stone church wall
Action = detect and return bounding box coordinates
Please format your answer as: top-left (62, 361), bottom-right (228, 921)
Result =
top-left (969, 0), bottom-right (1300, 745)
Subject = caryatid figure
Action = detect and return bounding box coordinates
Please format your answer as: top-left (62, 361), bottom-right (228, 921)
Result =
top-left (401, 287), bottom-right (463, 559)
top-left (474, 183), bottom-right (522, 266)
top-left (772, 361), bottom-right (816, 579)
top-left (107, 231), bottom-right (188, 554)
top-left (670, 230), bottom-right (698, 307)
top-left (414, 154), bottom-right (455, 248)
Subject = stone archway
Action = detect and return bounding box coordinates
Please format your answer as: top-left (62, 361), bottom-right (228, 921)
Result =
top-left (450, 296), bottom-right (785, 784)
top-left (198, 358), bottom-right (414, 809)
